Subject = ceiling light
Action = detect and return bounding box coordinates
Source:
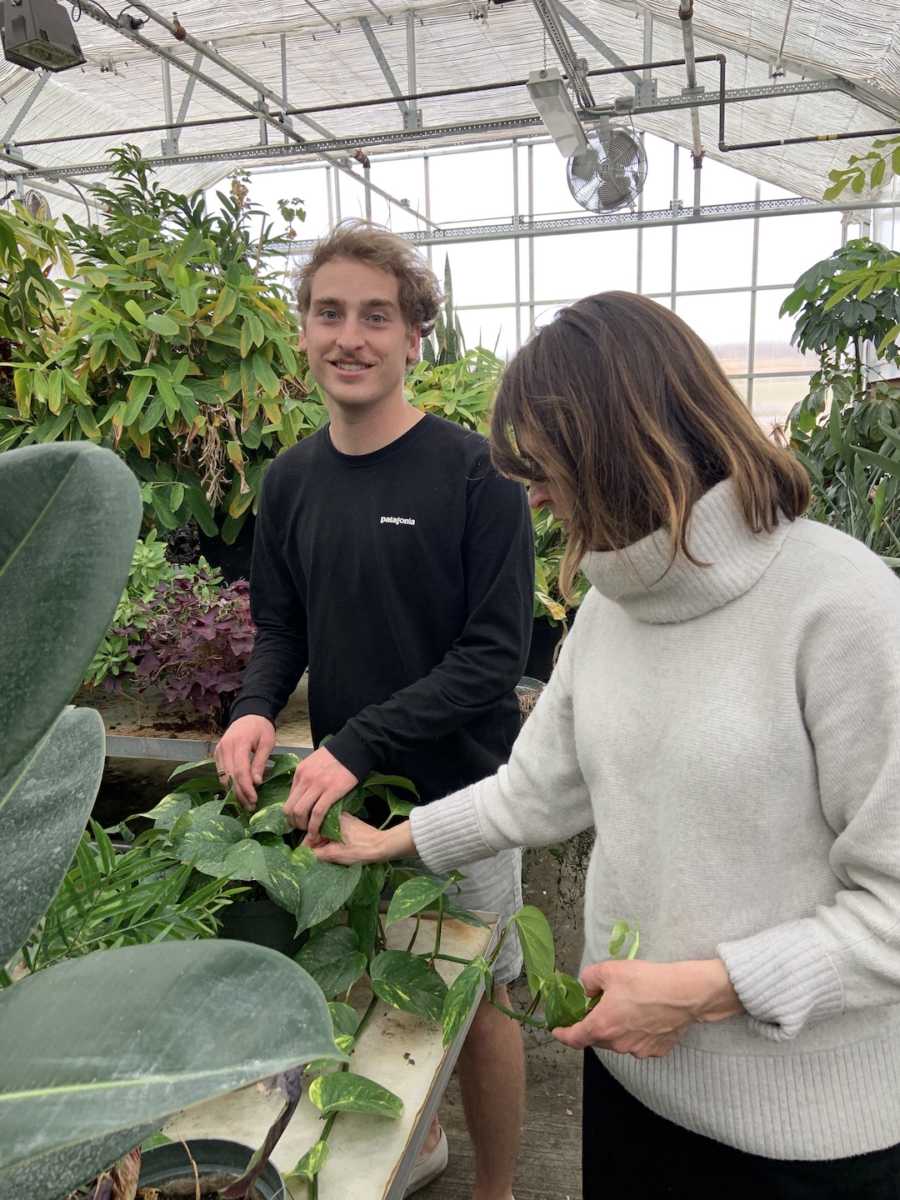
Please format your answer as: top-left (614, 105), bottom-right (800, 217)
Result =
top-left (526, 67), bottom-right (587, 158)
top-left (0, 0), bottom-right (85, 72)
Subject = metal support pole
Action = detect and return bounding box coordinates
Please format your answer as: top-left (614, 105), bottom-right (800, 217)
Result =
top-left (530, 0), bottom-right (595, 109)
top-left (257, 95), bottom-right (269, 147)
top-left (528, 142), bottom-right (535, 332)
top-left (2, 73), bottom-right (49, 145)
top-left (364, 163), bottom-right (372, 221)
top-left (640, 12), bottom-right (655, 105)
top-left (326, 164), bottom-right (334, 227)
top-left (281, 34), bottom-right (290, 146)
top-left (359, 17), bottom-right (410, 124)
top-left (405, 11), bottom-right (421, 131)
top-left (423, 153), bottom-right (432, 267)
top-left (746, 181), bottom-right (761, 412)
top-left (670, 143), bottom-right (679, 309)
top-left (175, 50), bottom-right (203, 134)
top-left (513, 139), bottom-right (522, 349)
top-left (636, 132), bottom-right (644, 292)
top-left (554, 2), bottom-right (641, 91)
top-left (679, 0), bottom-right (704, 214)
top-left (334, 166), bottom-right (342, 223)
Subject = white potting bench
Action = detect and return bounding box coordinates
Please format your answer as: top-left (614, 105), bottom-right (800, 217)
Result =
top-left (163, 911), bottom-right (496, 1199)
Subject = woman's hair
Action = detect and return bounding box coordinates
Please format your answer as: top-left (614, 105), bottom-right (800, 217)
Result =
top-left (491, 291), bottom-right (810, 600)
top-left (295, 219), bottom-right (442, 336)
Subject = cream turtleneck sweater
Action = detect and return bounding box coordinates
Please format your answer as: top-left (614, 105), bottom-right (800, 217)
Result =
top-left (410, 478), bottom-right (900, 1160)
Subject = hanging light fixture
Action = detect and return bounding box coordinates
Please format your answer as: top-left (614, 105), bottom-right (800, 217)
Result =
top-left (0, 0), bottom-right (85, 72)
top-left (526, 67), bottom-right (587, 158)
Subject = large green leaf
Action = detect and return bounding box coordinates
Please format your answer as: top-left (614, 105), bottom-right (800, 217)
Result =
top-left (0, 444), bottom-right (140, 780)
top-left (542, 971), bottom-right (589, 1031)
top-left (0, 941), bottom-right (342, 1200)
top-left (385, 875), bottom-right (451, 927)
top-left (295, 861), bottom-right (362, 933)
top-left (0, 707), bottom-right (105, 965)
top-left (510, 906), bottom-right (555, 996)
top-left (347, 863), bottom-right (386, 964)
top-left (261, 843), bottom-right (311, 913)
top-left (295, 927), bottom-right (367, 1000)
top-left (441, 957), bottom-right (490, 1047)
top-left (286, 1138), bottom-right (329, 1185)
top-left (370, 950), bottom-right (448, 1023)
top-left (308, 1071), bottom-right (403, 1119)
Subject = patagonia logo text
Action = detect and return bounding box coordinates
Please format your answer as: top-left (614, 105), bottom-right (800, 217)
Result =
top-left (380, 515), bottom-right (416, 526)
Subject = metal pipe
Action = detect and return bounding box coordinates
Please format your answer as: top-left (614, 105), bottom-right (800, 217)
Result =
top-left (11, 54), bottom-right (731, 152)
top-left (679, 0), bottom-right (703, 214)
top-left (2, 73), bottom-right (49, 145)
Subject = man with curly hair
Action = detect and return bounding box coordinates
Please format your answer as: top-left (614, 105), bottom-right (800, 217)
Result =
top-left (217, 220), bottom-right (533, 1200)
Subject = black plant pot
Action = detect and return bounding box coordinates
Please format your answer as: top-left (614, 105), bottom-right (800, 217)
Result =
top-left (218, 897), bottom-right (301, 957)
top-left (139, 1138), bottom-right (284, 1198)
top-left (197, 514), bottom-right (256, 584)
top-left (524, 616), bottom-right (564, 683)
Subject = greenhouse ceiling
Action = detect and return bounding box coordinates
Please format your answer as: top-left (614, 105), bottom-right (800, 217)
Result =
top-left (0, 0), bottom-right (898, 218)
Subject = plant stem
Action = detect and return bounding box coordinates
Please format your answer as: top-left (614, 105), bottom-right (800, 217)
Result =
top-left (430, 952), bottom-right (470, 965)
top-left (406, 914), bottom-right (421, 953)
top-left (432, 898), bottom-right (444, 961)
top-left (487, 999), bottom-right (546, 1029)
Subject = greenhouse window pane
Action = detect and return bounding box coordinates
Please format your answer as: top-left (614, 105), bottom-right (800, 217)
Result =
top-left (675, 220), bottom-right (754, 291)
top-left (534, 231), bottom-right (637, 300)
top-left (754, 288), bottom-right (818, 373)
top-left (640, 226), bottom-right (672, 295)
top-left (752, 375), bottom-right (811, 432)
top-left (729, 377), bottom-right (749, 403)
top-left (640, 134), bottom-right (677, 214)
top-left (365, 157), bottom-right (428, 232)
top-left (243, 167), bottom-right (333, 240)
top-left (756, 212), bottom-right (843, 287)
top-left (435, 240), bottom-right (517, 306)
top-left (692, 155), bottom-right (757, 205)
top-left (675, 291), bottom-right (751, 374)
top-left (456, 306), bottom-right (517, 359)
top-left (429, 147), bottom-right (514, 224)
top-left (530, 141), bottom-right (584, 217)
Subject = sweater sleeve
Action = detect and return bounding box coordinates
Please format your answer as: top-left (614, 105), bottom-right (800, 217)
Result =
top-left (229, 469), bottom-right (309, 725)
top-left (324, 465), bottom-right (534, 781)
top-left (410, 622), bottom-right (595, 873)
top-left (718, 557), bottom-right (900, 1042)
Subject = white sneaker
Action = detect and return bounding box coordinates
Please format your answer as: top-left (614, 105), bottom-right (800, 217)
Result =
top-left (403, 1127), bottom-right (449, 1196)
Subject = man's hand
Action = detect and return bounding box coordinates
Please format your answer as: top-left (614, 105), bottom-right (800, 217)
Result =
top-left (308, 814), bottom-right (416, 864)
top-left (552, 958), bottom-right (742, 1059)
top-left (283, 745), bottom-right (359, 838)
top-left (214, 715), bottom-right (276, 810)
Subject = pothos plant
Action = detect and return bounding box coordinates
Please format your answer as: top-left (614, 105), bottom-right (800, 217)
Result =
top-left (0, 146), bottom-right (326, 542)
top-left (139, 753), bottom-right (637, 1193)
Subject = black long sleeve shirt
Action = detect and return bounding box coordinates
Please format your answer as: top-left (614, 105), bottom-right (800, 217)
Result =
top-left (230, 414), bottom-right (534, 802)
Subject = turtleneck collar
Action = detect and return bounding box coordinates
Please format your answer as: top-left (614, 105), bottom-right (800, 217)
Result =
top-left (580, 478), bottom-right (791, 624)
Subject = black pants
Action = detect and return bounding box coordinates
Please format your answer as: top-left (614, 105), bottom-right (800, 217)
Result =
top-left (582, 1049), bottom-right (900, 1199)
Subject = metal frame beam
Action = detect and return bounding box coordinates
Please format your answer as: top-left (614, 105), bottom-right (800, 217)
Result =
top-left (6, 75), bottom-right (863, 181)
top-left (2, 73), bottom-right (49, 145)
top-left (405, 10), bottom-right (421, 131)
top-left (286, 196), bottom-right (900, 250)
top-left (84, 0), bottom-right (439, 228)
top-left (554, 2), bottom-right (642, 92)
top-left (530, 0), bottom-right (595, 108)
top-left (359, 17), bottom-right (410, 124)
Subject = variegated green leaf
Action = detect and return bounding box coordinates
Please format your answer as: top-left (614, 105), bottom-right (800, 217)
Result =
top-left (308, 1071), bottom-right (403, 1119)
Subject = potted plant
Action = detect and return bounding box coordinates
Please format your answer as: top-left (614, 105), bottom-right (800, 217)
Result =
top-left (782, 238), bottom-right (900, 566)
top-left (0, 441), bottom-right (342, 1200)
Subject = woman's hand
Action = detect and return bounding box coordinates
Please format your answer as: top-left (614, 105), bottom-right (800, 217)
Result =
top-left (552, 958), bottom-right (743, 1059)
top-left (308, 814), bottom-right (416, 865)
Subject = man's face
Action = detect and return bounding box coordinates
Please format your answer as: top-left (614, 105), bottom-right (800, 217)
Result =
top-left (299, 257), bottom-right (420, 412)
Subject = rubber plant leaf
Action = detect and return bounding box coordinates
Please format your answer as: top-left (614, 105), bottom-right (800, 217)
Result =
top-left (0, 444), bottom-right (140, 782)
top-left (0, 942), bottom-right (342, 1200)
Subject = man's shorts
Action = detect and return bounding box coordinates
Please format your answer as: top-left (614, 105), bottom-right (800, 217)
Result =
top-left (437, 848), bottom-right (524, 987)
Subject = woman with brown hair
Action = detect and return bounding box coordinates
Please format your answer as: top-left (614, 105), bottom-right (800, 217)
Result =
top-left (311, 291), bottom-right (900, 1198)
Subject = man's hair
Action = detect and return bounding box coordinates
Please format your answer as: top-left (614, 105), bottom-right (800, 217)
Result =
top-left (491, 291), bottom-right (810, 601)
top-left (296, 219), bottom-right (442, 335)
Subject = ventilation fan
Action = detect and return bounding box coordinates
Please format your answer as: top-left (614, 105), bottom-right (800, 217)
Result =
top-left (567, 120), bottom-right (647, 213)
top-left (24, 189), bottom-right (51, 220)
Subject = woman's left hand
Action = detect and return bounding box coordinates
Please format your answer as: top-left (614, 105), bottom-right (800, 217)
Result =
top-left (552, 958), bottom-right (742, 1059)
